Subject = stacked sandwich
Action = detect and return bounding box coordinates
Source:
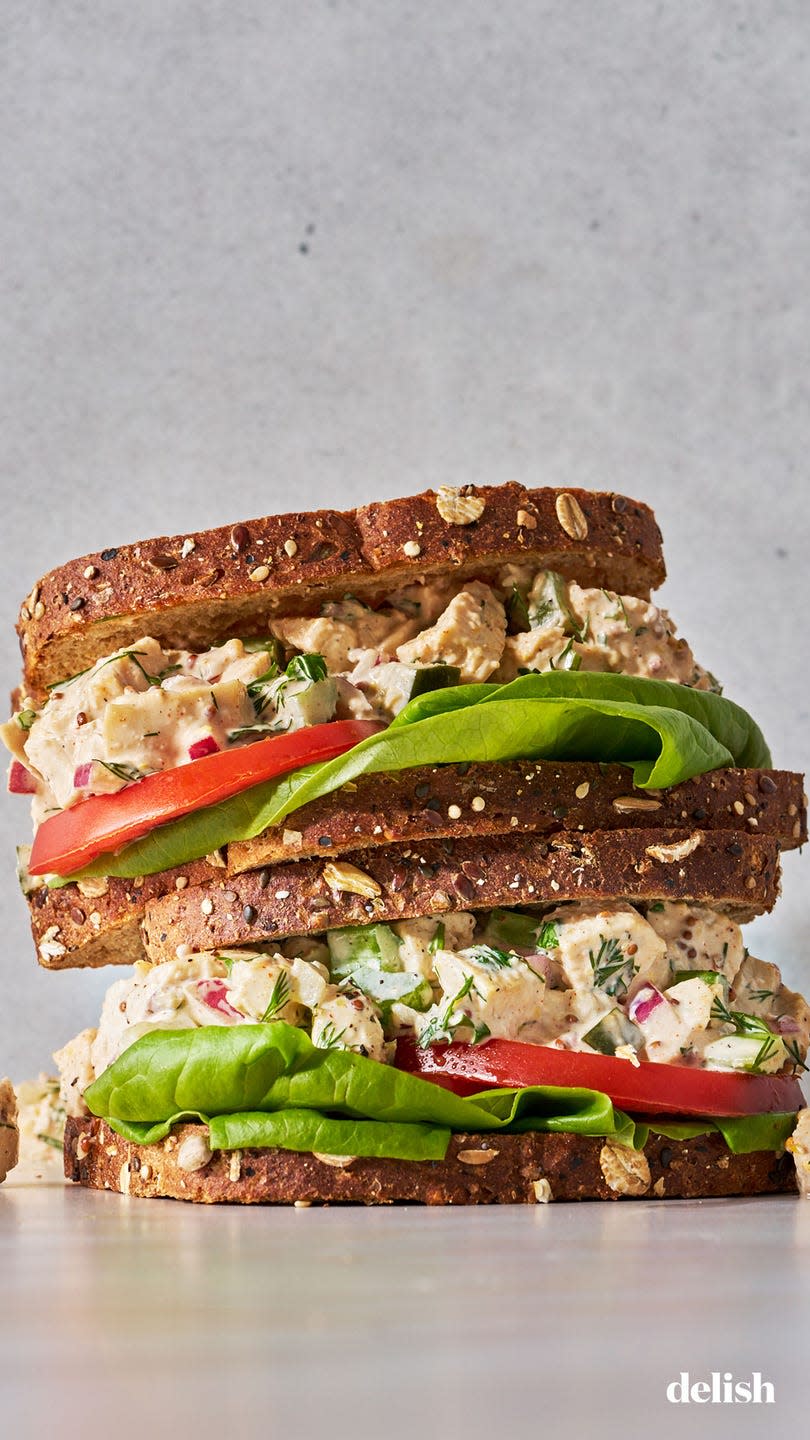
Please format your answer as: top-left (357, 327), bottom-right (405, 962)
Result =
top-left (5, 482), bottom-right (810, 1203)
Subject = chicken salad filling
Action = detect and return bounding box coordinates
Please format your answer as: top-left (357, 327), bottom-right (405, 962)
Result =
top-left (5, 569), bottom-right (716, 824)
top-left (56, 899), bottom-right (808, 1117)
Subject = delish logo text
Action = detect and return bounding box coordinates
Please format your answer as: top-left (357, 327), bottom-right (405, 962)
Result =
top-left (666, 1372), bottom-right (774, 1405)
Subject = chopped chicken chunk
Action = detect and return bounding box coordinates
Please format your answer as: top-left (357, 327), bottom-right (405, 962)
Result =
top-left (396, 582), bottom-right (507, 682)
top-left (543, 904), bottom-right (668, 998)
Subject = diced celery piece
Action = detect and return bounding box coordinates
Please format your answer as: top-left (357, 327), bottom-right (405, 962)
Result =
top-left (347, 966), bottom-right (433, 1012)
top-left (583, 1008), bottom-right (643, 1056)
top-left (327, 923), bottom-right (402, 978)
top-left (483, 909), bottom-right (542, 952)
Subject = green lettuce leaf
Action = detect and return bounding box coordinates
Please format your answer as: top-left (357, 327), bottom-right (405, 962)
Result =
top-left (58, 673), bottom-right (769, 883)
top-left (84, 1024), bottom-right (796, 1159)
top-left (117, 1110), bottom-right (450, 1161)
top-left (84, 1022), bottom-right (631, 1134)
top-left (641, 1112), bottom-right (797, 1154)
top-left (403, 673), bottom-right (770, 770)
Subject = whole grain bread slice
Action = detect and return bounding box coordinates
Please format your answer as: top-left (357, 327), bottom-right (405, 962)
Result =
top-left (140, 828), bottom-right (781, 965)
top-left (228, 762), bottom-right (807, 873)
top-left (28, 858), bottom-right (220, 969)
top-left (63, 1117), bottom-right (798, 1204)
top-left (17, 485), bottom-right (664, 700)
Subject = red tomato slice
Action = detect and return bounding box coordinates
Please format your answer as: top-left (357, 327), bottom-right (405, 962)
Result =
top-left (395, 1037), bottom-right (805, 1118)
top-left (28, 719), bottom-right (382, 877)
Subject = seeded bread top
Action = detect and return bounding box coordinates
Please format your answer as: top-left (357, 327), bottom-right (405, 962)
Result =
top-left (16, 484), bottom-right (664, 700)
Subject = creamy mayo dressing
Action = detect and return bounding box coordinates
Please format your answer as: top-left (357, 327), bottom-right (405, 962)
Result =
top-left (57, 902), bottom-right (809, 1114)
top-left (497, 580), bottom-right (712, 687)
top-left (4, 569), bottom-right (715, 823)
top-left (3, 1075), bottom-right (66, 1184)
top-left (4, 637), bottom-right (336, 824)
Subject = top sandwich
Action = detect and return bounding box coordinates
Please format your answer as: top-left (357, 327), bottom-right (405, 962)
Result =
top-left (4, 483), bottom-right (806, 963)
top-left (6, 481), bottom-right (803, 966)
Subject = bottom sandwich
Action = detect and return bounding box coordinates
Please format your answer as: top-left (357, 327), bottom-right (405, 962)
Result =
top-left (52, 897), bottom-right (810, 1203)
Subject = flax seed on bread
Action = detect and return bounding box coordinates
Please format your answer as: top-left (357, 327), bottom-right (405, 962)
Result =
top-left (63, 1117), bottom-right (798, 1204)
top-left (17, 485), bottom-right (665, 701)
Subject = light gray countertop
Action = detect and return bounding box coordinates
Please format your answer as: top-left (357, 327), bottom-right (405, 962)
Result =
top-left (3, 1184), bottom-right (808, 1439)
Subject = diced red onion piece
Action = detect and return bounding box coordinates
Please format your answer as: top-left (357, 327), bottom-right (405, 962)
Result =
top-left (776, 1015), bottom-right (801, 1035)
top-left (8, 760), bottom-right (37, 794)
top-left (196, 979), bottom-right (243, 1021)
top-left (188, 736), bottom-right (220, 760)
top-left (629, 985), bottom-right (666, 1024)
top-left (72, 761), bottom-right (94, 788)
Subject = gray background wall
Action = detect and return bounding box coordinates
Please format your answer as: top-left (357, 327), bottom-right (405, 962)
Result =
top-left (1, 2), bottom-right (808, 1077)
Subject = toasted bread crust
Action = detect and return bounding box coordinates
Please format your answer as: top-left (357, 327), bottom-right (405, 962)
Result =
top-left (140, 828), bottom-right (781, 965)
top-left (229, 762), bottom-right (807, 872)
top-left (63, 1117), bottom-right (798, 1204)
top-left (29, 858), bottom-right (219, 969)
top-left (17, 485), bottom-right (664, 699)
top-left (0, 1079), bottom-right (19, 1183)
top-left (25, 764), bottom-right (802, 971)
